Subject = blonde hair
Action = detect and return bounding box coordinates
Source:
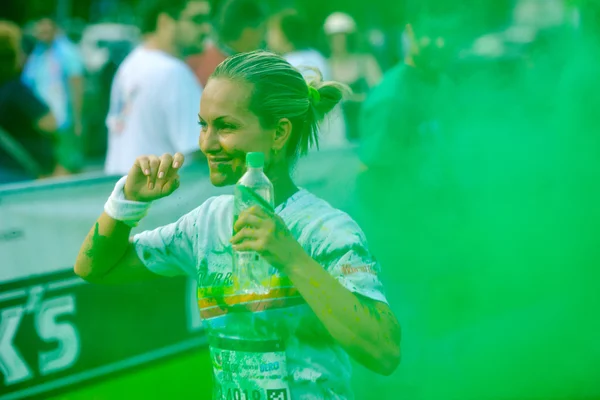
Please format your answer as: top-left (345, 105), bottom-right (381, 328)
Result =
top-left (211, 50), bottom-right (348, 158)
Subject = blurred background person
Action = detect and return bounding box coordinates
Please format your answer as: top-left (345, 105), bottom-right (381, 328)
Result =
top-left (1, 0), bottom-right (598, 399)
top-left (325, 11), bottom-right (382, 141)
top-left (21, 15), bottom-right (84, 175)
top-left (79, 22), bottom-right (141, 166)
top-left (22, 16), bottom-right (84, 174)
top-left (358, 9), bottom-right (457, 233)
top-left (187, 0), bottom-right (267, 87)
top-left (0, 20), bottom-right (58, 184)
top-left (104, 0), bottom-right (211, 175)
top-left (268, 9), bottom-right (349, 149)
top-left (352, 7), bottom-right (460, 399)
top-left (268, 9), bottom-right (329, 77)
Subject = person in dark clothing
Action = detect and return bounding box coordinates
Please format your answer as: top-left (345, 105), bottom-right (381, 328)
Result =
top-left (0, 20), bottom-right (57, 184)
top-left (358, 12), bottom-right (457, 226)
top-left (352, 12), bottom-right (459, 398)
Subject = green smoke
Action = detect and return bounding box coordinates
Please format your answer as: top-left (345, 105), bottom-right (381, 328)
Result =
top-left (353, 2), bottom-right (600, 399)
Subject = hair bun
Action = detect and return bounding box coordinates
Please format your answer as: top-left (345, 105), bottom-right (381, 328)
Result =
top-left (308, 81), bottom-right (349, 120)
top-left (308, 86), bottom-right (321, 105)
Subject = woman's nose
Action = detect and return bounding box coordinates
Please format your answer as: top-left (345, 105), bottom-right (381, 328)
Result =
top-left (200, 127), bottom-right (221, 153)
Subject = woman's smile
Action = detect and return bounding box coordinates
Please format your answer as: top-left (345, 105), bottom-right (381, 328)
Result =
top-left (208, 157), bottom-right (232, 166)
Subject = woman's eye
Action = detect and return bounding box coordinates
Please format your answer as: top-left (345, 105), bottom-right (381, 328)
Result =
top-left (221, 124), bottom-right (236, 131)
top-left (198, 121), bottom-right (207, 130)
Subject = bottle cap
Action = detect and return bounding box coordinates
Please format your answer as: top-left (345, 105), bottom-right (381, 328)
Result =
top-left (246, 152), bottom-right (265, 168)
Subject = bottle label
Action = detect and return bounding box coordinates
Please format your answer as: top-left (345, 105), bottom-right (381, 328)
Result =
top-left (233, 251), bottom-right (272, 295)
top-left (210, 340), bottom-right (290, 400)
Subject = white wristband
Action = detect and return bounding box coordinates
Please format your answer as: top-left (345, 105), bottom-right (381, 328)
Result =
top-left (104, 176), bottom-right (151, 228)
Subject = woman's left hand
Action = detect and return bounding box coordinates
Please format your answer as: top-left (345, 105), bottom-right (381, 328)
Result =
top-left (230, 205), bottom-right (306, 272)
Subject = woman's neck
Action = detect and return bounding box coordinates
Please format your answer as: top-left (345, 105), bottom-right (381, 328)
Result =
top-left (267, 166), bottom-right (299, 208)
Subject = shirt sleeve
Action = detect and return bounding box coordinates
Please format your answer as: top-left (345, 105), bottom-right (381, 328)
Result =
top-left (161, 64), bottom-right (202, 155)
top-left (133, 203), bottom-right (205, 278)
top-left (314, 215), bottom-right (388, 304)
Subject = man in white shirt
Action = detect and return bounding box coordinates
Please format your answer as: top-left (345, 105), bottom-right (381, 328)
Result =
top-left (104, 0), bottom-right (211, 175)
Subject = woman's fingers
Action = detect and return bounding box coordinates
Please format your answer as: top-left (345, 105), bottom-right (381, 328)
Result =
top-left (231, 227), bottom-right (258, 245)
top-left (147, 155), bottom-right (160, 189)
top-left (234, 211), bottom-right (264, 233)
top-left (172, 152), bottom-right (185, 169)
top-left (231, 227), bottom-right (264, 253)
top-left (231, 239), bottom-right (262, 252)
top-left (231, 206), bottom-right (277, 248)
top-left (134, 156), bottom-right (151, 177)
top-left (162, 177), bottom-right (181, 195)
top-left (135, 153), bottom-right (182, 177)
top-left (131, 153), bottom-right (183, 194)
top-left (250, 204), bottom-right (273, 218)
top-left (157, 153), bottom-right (173, 180)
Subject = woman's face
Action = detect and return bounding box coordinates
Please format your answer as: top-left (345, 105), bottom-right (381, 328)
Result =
top-left (199, 78), bottom-right (275, 187)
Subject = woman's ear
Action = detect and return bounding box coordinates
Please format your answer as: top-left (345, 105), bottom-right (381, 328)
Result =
top-left (272, 118), bottom-right (292, 152)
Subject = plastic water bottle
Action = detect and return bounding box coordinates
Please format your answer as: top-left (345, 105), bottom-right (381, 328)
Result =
top-left (233, 152), bottom-right (274, 295)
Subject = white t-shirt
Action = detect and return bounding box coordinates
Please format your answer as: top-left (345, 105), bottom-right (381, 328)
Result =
top-left (285, 49), bottom-right (332, 81)
top-left (133, 189), bottom-right (388, 399)
top-left (104, 47), bottom-right (202, 175)
top-left (285, 50), bottom-right (350, 150)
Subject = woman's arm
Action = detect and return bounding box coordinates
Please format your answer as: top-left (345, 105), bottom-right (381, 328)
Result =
top-left (286, 252), bottom-right (401, 376)
top-left (231, 206), bottom-right (401, 375)
top-left (75, 153), bottom-right (187, 284)
top-left (74, 212), bottom-right (159, 285)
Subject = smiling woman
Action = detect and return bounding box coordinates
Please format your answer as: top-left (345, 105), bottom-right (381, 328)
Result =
top-left (74, 50), bottom-right (401, 399)
top-left (198, 51), bottom-right (345, 190)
